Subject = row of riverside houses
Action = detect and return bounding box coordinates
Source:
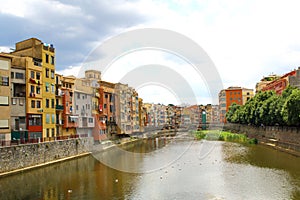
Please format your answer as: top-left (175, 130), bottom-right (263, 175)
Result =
top-left (218, 67), bottom-right (300, 123)
top-left (0, 37), bottom-right (189, 145)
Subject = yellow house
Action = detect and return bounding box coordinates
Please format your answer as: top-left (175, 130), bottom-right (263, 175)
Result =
top-left (42, 42), bottom-right (56, 139)
top-left (12, 38), bottom-right (56, 139)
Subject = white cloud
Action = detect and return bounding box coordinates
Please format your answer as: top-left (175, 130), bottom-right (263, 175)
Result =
top-left (56, 65), bottom-right (81, 77)
top-left (3, 0), bottom-right (300, 104)
top-left (131, 0), bottom-right (300, 92)
top-left (0, 46), bottom-right (13, 53)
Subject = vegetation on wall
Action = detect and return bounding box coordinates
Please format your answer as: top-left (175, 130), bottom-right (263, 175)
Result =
top-left (226, 86), bottom-right (300, 126)
top-left (193, 130), bottom-right (257, 144)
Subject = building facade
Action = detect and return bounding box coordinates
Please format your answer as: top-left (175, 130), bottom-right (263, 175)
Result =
top-left (12, 38), bottom-right (56, 140)
top-left (99, 81), bottom-right (116, 138)
top-left (10, 56), bottom-right (27, 141)
top-left (260, 68), bottom-right (300, 94)
top-left (0, 54), bottom-right (12, 142)
top-left (219, 86), bottom-right (254, 123)
top-left (61, 75), bottom-right (77, 136)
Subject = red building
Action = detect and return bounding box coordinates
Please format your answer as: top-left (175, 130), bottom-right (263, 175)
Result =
top-left (262, 70), bottom-right (296, 94)
top-left (98, 81), bottom-right (116, 138)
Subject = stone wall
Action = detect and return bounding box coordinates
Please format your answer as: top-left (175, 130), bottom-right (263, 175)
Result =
top-left (223, 123), bottom-right (300, 152)
top-left (0, 137), bottom-right (93, 174)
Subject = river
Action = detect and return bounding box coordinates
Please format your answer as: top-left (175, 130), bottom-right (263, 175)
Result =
top-left (0, 133), bottom-right (299, 200)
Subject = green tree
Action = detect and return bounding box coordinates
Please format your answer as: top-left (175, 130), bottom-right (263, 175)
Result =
top-left (282, 89), bottom-right (300, 126)
top-left (226, 103), bottom-right (240, 123)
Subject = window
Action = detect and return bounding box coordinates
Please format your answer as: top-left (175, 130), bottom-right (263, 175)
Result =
top-left (36, 86), bottom-right (40, 94)
top-left (105, 94), bottom-right (108, 98)
top-left (45, 83), bottom-right (49, 92)
top-left (0, 119), bottom-right (9, 129)
top-left (51, 70), bottom-right (54, 79)
top-left (30, 71), bottom-right (35, 79)
top-left (31, 100), bottom-right (35, 108)
top-left (46, 128), bottom-right (49, 137)
top-left (11, 72), bottom-right (14, 79)
top-left (51, 85), bottom-right (55, 93)
top-left (28, 114), bottom-right (42, 126)
top-left (0, 96), bottom-right (9, 105)
top-left (46, 68), bottom-right (49, 78)
top-left (46, 99), bottom-right (49, 108)
top-left (19, 117), bottom-right (25, 124)
top-left (104, 104), bottom-right (107, 109)
top-left (76, 105), bottom-right (78, 110)
top-left (15, 73), bottom-right (24, 79)
top-left (52, 114), bottom-right (55, 124)
top-left (30, 85), bottom-right (35, 94)
top-left (51, 56), bottom-right (55, 65)
top-left (36, 100), bottom-right (41, 108)
top-left (0, 60), bottom-right (9, 70)
top-left (110, 95), bottom-right (114, 102)
top-left (19, 98), bottom-right (24, 106)
top-left (51, 99), bottom-right (54, 108)
top-left (77, 93), bottom-right (80, 99)
top-left (45, 54), bottom-right (49, 63)
top-left (46, 114), bottom-right (50, 124)
top-left (88, 118), bottom-right (93, 123)
top-left (51, 128), bottom-right (55, 137)
top-left (0, 76), bottom-right (9, 86)
top-left (36, 72), bottom-right (40, 80)
top-left (12, 98), bottom-right (17, 105)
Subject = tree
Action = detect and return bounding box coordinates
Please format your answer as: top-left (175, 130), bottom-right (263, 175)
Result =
top-left (282, 89), bottom-right (300, 126)
top-left (226, 103), bottom-right (240, 123)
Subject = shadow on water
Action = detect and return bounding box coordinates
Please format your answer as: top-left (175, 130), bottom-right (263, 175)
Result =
top-left (0, 155), bottom-right (141, 200)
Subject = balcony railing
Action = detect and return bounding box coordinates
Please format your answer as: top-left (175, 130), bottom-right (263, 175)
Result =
top-left (56, 105), bottom-right (64, 110)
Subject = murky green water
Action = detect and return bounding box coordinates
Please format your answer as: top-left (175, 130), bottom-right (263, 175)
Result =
top-left (0, 134), bottom-right (299, 200)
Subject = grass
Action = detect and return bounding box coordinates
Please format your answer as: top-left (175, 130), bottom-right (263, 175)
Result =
top-left (193, 130), bottom-right (257, 144)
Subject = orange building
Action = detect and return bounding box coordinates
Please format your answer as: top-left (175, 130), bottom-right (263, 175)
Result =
top-left (98, 81), bottom-right (116, 139)
top-left (219, 87), bottom-right (254, 123)
top-left (225, 87), bottom-right (243, 111)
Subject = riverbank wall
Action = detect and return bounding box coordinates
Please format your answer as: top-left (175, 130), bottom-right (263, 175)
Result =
top-left (0, 128), bottom-right (178, 177)
top-left (0, 137), bottom-right (93, 176)
top-left (223, 123), bottom-right (300, 155)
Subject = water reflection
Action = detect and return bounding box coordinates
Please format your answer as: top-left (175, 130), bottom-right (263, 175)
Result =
top-left (223, 142), bottom-right (300, 200)
top-left (0, 136), bottom-right (299, 200)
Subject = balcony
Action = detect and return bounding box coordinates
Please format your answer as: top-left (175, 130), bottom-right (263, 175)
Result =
top-left (56, 105), bottom-right (64, 110)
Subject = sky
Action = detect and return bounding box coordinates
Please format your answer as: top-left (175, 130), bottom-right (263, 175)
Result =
top-left (1, 0), bottom-right (300, 105)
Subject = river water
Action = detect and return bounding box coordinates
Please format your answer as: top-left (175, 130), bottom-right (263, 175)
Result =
top-left (0, 133), bottom-right (300, 200)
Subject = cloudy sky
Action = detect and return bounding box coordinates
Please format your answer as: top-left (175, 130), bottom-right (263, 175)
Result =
top-left (1, 0), bottom-right (300, 105)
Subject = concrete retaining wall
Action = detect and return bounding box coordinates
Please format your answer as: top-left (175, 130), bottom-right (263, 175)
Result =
top-left (0, 137), bottom-right (93, 174)
top-left (223, 123), bottom-right (300, 152)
